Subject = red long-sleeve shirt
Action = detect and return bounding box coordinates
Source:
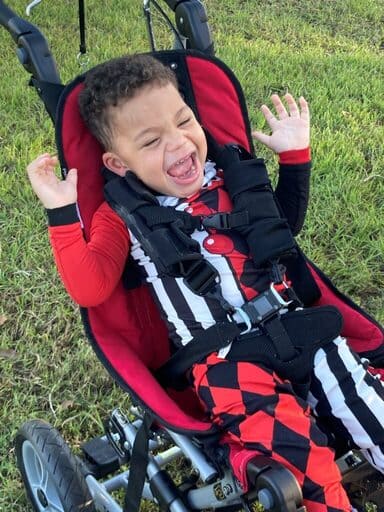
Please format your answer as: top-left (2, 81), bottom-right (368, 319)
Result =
top-left (48, 201), bottom-right (129, 306)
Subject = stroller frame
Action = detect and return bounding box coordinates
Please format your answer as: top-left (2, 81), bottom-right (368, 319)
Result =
top-left (2, 2), bottom-right (383, 511)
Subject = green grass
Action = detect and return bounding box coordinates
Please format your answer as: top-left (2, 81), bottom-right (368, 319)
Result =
top-left (0, 0), bottom-right (383, 510)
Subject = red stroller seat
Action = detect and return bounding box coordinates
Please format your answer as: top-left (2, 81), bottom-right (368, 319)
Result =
top-left (56, 49), bottom-right (384, 430)
top-left (17, 48), bottom-right (384, 512)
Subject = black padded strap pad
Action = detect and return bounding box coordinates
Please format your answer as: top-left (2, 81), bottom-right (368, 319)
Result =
top-left (227, 306), bottom-right (342, 394)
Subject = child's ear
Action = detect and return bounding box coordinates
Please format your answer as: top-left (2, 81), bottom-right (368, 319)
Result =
top-left (102, 152), bottom-right (128, 177)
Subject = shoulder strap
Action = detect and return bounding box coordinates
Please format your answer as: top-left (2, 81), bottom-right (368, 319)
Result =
top-left (104, 173), bottom-right (221, 289)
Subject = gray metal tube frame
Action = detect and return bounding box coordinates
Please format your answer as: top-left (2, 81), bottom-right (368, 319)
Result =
top-left (86, 415), bottom-right (246, 511)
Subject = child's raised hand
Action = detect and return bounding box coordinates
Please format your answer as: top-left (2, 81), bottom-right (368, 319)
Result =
top-left (27, 154), bottom-right (78, 209)
top-left (252, 94), bottom-right (310, 154)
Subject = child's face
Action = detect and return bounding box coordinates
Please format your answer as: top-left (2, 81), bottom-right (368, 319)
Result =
top-left (103, 83), bottom-right (207, 198)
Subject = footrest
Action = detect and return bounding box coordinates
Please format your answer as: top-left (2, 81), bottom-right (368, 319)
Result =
top-left (81, 436), bottom-right (124, 478)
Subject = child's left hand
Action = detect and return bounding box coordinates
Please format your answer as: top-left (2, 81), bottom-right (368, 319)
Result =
top-left (252, 94), bottom-right (310, 154)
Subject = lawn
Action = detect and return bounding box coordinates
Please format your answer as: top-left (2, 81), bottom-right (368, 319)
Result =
top-left (0, 0), bottom-right (383, 510)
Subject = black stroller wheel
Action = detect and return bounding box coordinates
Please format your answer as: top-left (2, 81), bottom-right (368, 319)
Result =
top-left (15, 419), bottom-right (94, 512)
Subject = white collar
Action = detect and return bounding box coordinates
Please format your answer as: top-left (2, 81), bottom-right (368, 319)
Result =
top-left (157, 161), bottom-right (217, 207)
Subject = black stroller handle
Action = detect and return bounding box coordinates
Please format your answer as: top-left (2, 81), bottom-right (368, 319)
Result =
top-left (0, 0), bottom-right (61, 84)
top-left (162, 0), bottom-right (214, 54)
top-left (162, 0), bottom-right (179, 9)
top-left (0, 0), bottom-right (17, 29)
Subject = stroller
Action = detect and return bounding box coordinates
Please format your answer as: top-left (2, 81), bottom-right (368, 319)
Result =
top-left (2, 1), bottom-right (384, 511)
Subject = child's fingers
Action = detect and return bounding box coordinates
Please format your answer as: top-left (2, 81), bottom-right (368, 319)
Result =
top-left (260, 104), bottom-right (277, 127)
top-left (29, 154), bottom-right (57, 172)
top-left (38, 156), bottom-right (59, 174)
top-left (284, 93), bottom-right (300, 118)
top-left (35, 153), bottom-right (55, 164)
top-left (271, 94), bottom-right (288, 119)
top-left (27, 154), bottom-right (48, 171)
top-left (299, 96), bottom-right (310, 122)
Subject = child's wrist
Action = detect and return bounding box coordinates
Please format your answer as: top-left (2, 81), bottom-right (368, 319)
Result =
top-left (278, 147), bottom-right (311, 165)
top-left (46, 203), bottom-right (79, 226)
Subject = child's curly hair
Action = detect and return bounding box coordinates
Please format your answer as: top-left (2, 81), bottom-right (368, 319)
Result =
top-left (78, 54), bottom-right (178, 150)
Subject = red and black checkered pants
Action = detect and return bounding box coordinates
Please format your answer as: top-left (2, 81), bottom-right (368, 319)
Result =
top-left (192, 352), bottom-right (352, 512)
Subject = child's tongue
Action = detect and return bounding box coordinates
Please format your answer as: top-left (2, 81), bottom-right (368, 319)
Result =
top-left (167, 156), bottom-right (193, 178)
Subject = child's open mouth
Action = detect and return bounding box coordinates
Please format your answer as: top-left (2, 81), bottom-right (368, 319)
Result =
top-left (166, 153), bottom-right (199, 185)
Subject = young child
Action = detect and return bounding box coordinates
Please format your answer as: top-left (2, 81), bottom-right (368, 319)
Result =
top-left (27, 54), bottom-right (384, 512)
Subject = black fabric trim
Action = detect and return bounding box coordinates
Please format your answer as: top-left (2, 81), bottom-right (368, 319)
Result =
top-left (55, 73), bottom-right (85, 180)
top-left (46, 203), bottom-right (79, 226)
top-left (279, 161), bottom-right (311, 173)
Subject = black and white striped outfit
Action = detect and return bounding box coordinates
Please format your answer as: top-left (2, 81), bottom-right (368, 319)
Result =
top-left (310, 337), bottom-right (384, 472)
top-left (130, 162), bottom-right (384, 473)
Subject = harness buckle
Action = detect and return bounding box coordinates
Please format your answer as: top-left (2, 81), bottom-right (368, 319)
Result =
top-left (240, 283), bottom-right (294, 327)
top-left (202, 212), bottom-right (231, 230)
top-left (227, 307), bottom-right (253, 334)
top-left (201, 211), bottom-right (249, 230)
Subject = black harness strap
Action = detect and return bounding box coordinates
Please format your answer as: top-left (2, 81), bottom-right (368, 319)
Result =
top-left (124, 412), bottom-right (153, 512)
top-left (142, 205), bottom-right (200, 231)
top-left (201, 210), bottom-right (249, 230)
top-left (156, 321), bottom-right (242, 390)
top-left (211, 142), bottom-right (298, 267)
top-left (227, 306), bottom-right (343, 397)
top-left (263, 316), bottom-right (297, 362)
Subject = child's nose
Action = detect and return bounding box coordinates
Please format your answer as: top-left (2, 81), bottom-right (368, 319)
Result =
top-left (165, 128), bottom-right (187, 152)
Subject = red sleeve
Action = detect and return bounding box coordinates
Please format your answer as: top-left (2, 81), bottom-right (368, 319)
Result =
top-left (48, 202), bottom-right (130, 307)
top-left (278, 147), bottom-right (311, 165)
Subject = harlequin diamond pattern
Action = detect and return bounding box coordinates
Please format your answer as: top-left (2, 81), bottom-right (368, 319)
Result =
top-left (192, 355), bottom-right (351, 512)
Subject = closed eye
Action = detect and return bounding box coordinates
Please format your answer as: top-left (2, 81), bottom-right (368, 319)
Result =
top-left (178, 117), bottom-right (192, 127)
top-left (142, 137), bottom-right (159, 148)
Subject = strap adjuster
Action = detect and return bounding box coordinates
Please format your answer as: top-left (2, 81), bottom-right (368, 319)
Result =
top-left (182, 259), bottom-right (219, 296)
top-left (201, 211), bottom-right (249, 230)
top-left (228, 307), bottom-right (253, 334)
top-left (269, 281), bottom-right (293, 307)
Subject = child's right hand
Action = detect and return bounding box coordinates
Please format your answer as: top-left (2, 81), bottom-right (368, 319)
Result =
top-left (27, 154), bottom-right (78, 209)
